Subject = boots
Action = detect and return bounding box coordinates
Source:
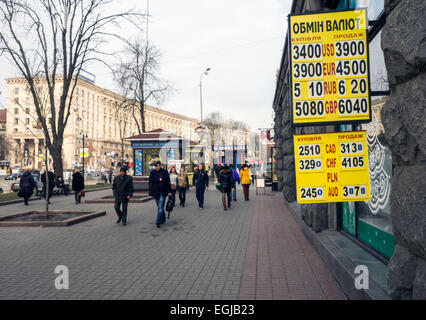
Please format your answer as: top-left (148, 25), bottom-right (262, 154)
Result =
top-left (222, 196), bottom-right (227, 211)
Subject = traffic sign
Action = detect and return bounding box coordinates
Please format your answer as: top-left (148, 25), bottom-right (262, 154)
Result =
top-left (289, 9), bottom-right (371, 125)
top-left (293, 131), bottom-right (370, 203)
top-left (80, 148), bottom-right (89, 158)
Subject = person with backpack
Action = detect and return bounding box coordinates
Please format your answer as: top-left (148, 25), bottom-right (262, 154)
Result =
top-left (177, 167), bottom-right (189, 207)
top-left (192, 164), bottom-right (209, 209)
top-left (19, 168), bottom-right (36, 205)
top-left (149, 161), bottom-right (172, 228)
top-left (218, 164), bottom-right (234, 211)
top-left (230, 165), bottom-right (240, 201)
top-left (239, 163), bottom-right (252, 201)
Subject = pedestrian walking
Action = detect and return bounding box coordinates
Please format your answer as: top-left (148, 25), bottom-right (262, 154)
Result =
top-left (148, 161), bottom-right (172, 228)
top-left (192, 164), bottom-right (209, 209)
top-left (19, 168), bottom-right (36, 205)
top-left (169, 166), bottom-right (178, 205)
top-left (218, 164), bottom-right (234, 211)
top-left (41, 170), bottom-right (55, 204)
top-left (239, 163), bottom-right (252, 201)
top-left (214, 163), bottom-right (222, 180)
top-left (108, 168), bottom-right (113, 184)
top-left (177, 167), bottom-right (189, 207)
top-left (112, 167), bottom-right (134, 226)
top-left (230, 165), bottom-right (240, 201)
top-left (72, 169), bottom-right (85, 204)
top-left (250, 165), bottom-right (256, 185)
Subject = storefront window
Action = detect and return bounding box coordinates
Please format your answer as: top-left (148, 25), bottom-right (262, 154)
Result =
top-left (359, 100), bottom-right (394, 258)
top-left (369, 30), bottom-right (389, 94)
top-left (335, 0), bottom-right (393, 259)
top-left (338, 0), bottom-right (384, 21)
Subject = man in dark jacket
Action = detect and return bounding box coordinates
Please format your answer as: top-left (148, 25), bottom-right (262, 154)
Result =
top-left (149, 161), bottom-right (172, 228)
top-left (41, 170), bottom-right (55, 204)
top-left (108, 168), bottom-right (113, 184)
top-left (72, 170), bottom-right (85, 204)
top-left (214, 163), bottom-right (222, 179)
top-left (112, 167), bottom-right (134, 226)
top-left (19, 168), bottom-right (36, 205)
top-left (192, 164), bottom-right (209, 209)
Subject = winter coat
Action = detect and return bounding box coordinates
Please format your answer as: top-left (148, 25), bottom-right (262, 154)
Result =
top-left (19, 171), bottom-right (36, 194)
top-left (193, 170), bottom-right (209, 189)
top-left (232, 169), bottom-right (240, 185)
top-left (41, 171), bottom-right (55, 190)
top-left (219, 166), bottom-right (233, 193)
top-left (178, 174), bottom-right (189, 189)
top-left (169, 173), bottom-right (178, 190)
top-left (72, 172), bottom-right (85, 191)
top-left (112, 174), bottom-right (134, 201)
top-left (149, 168), bottom-right (171, 197)
top-left (239, 167), bottom-right (251, 185)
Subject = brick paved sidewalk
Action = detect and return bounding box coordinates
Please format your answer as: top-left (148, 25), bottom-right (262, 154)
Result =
top-left (239, 194), bottom-right (346, 300)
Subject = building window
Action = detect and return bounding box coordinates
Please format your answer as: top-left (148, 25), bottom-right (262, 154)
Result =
top-left (14, 87), bottom-right (19, 95)
top-left (14, 97), bottom-right (19, 104)
top-left (14, 108), bottom-right (18, 114)
top-left (25, 118), bottom-right (30, 125)
top-left (14, 118), bottom-right (18, 125)
top-left (25, 108), bottom-right (30, 114)
top-left (369, 30), bottom-right (389, 94)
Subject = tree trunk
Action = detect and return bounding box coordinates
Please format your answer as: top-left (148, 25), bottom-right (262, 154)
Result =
top-left (49, 143), bottom-right (64, 178)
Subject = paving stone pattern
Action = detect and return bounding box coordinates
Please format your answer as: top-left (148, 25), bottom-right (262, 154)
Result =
top-left (0, 186), bottom-right (345, 300)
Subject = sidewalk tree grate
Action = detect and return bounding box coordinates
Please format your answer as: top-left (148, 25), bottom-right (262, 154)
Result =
top-left (0, 210), bottom-right (106, 227)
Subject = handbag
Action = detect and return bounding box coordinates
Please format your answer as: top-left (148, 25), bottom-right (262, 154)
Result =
top-left (215, 183), bottom-right (222, 191)
top-left (79, 190), bottom-right (86, 197)
top-left (166, 197), bottom-right (174, 219)
top-left (17, 190), bottom-right (24, 198)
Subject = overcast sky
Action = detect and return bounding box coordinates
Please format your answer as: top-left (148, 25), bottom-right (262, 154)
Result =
top-left (0, 0), bottom-right (292, 132)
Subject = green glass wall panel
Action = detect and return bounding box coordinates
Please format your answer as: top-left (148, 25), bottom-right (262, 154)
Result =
top-left (357, 219), bottom-right (395, 258)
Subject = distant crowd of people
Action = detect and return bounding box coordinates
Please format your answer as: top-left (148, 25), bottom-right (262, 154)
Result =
top-left (18, 162), bottom-right (254, 229)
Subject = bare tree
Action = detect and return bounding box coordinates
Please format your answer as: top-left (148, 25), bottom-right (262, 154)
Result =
top-left (0, 0), bottom-right (145, 177)
top-left (0, 133), bottom-right (8, 160)
top-left (114, 98), bottom-right (133, 165)
top-left (114, 38), bottom-right (169, 134)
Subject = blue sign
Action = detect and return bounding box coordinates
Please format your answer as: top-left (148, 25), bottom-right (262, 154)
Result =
top-left (131, 141), bottom-right (179, 149)
top-left (134, 150), bottom-right (143, 176)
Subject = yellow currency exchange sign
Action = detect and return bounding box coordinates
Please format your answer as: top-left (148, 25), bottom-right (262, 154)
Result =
top-left (289, 9), bottom-right (371, 125)
top-left (293, 131), bottom-right (370, 203)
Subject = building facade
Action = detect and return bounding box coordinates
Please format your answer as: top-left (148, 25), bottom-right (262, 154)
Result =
top-left (273, 0), bottom-right (425, 299)
top-left (4, 77), bottom-right (200, 171)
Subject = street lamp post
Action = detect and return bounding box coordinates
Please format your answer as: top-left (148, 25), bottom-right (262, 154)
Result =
top-left (199, 67), bottom-right (211, 123)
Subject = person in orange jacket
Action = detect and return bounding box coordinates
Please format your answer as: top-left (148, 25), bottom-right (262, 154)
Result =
top-left (239, 163), bottom-right (252, 201)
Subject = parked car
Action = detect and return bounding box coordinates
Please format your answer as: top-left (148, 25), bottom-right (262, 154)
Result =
top-left (5, 173), bottom-right (19, 180)
top-left (0, 187), bottom-right (3, 194)
top-left (10, 179), bottom-right (20, 192)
